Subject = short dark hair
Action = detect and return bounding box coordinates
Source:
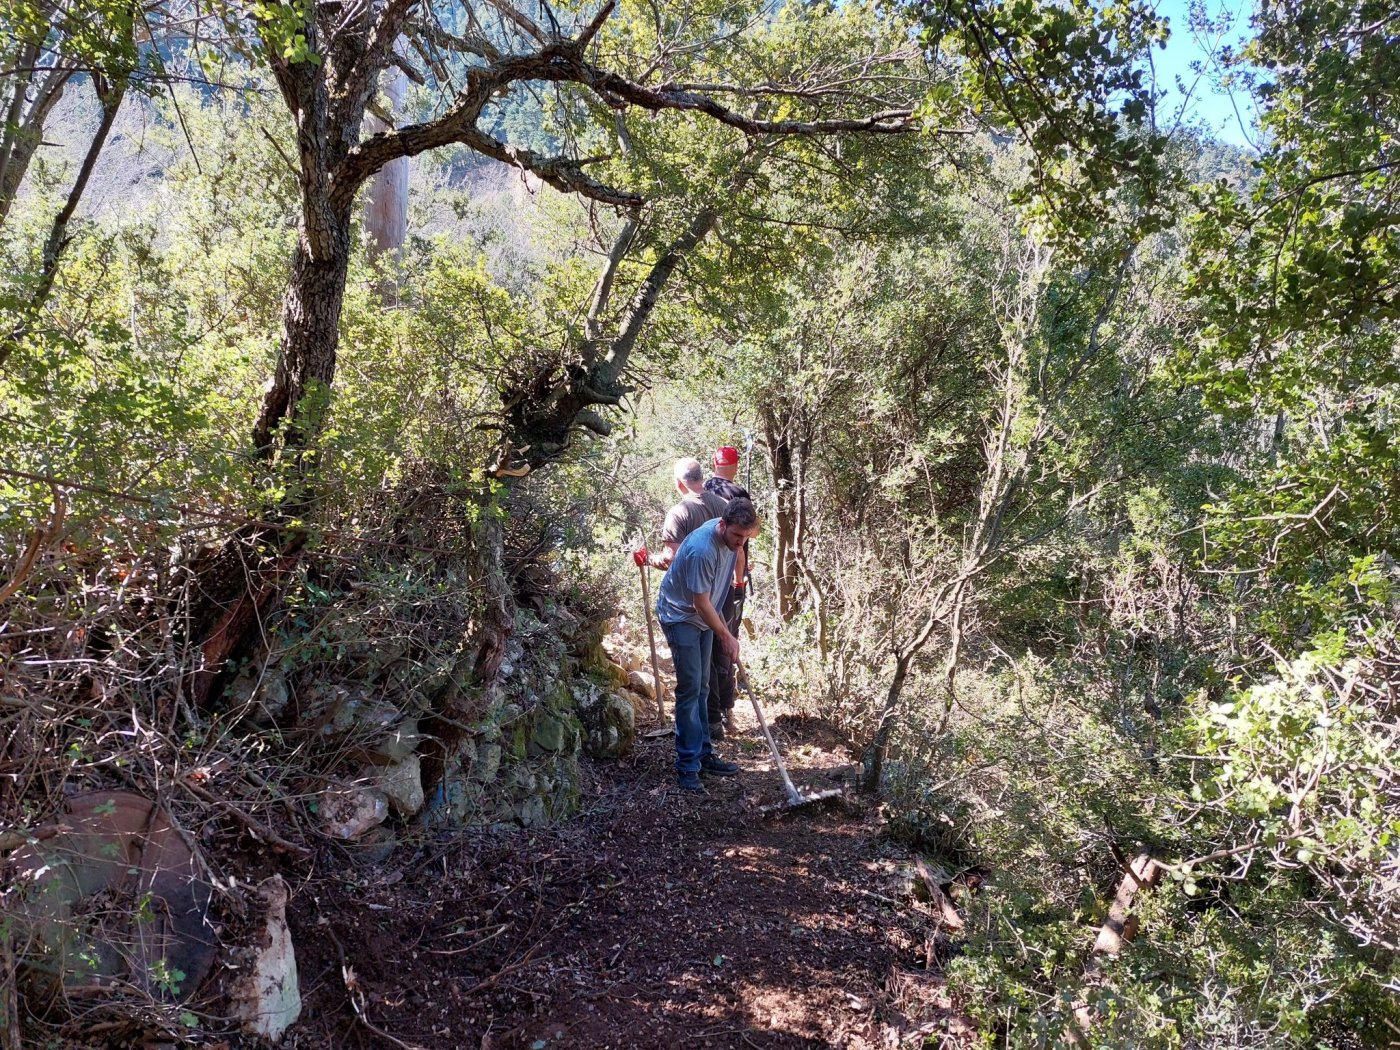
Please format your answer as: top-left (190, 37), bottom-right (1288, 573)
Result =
top-left (722, 497), bottom-right (758, 529)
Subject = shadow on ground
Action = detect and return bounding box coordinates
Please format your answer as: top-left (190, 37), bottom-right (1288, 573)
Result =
top-left (287, 707), bottom-right (957, 1050)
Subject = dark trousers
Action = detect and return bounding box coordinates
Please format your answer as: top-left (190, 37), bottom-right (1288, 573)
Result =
top-left (660, 621), bottom-right (714, 775)
top-left (707, 588), bottom-right (744, 725)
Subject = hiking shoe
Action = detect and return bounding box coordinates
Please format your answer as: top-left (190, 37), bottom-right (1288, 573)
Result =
top-left (677, 772), bottom-right (705, 793)
top-left (700, 756), bottom-right (740, 777)
top-left (708, 721), bottom-right (725, 741)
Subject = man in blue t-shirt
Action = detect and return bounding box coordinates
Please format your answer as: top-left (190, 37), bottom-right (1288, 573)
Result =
top-left (654, 498), bottom-right (760, 792)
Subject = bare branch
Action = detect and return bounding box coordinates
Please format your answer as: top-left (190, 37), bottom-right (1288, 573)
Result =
top-left (585, 66), bottom-right (919, 135)
top-left (483, 0), bottom-right (549, 43)
top-left (575, 0), bottom-right (616, 48)
top-left (407, 16), bottom-right (501, 62)
top-left (457, 126), bottom-right (641, 207)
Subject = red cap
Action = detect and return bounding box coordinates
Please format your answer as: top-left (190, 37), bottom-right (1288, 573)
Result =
top-left (713, 446), bottom-right (740, 466)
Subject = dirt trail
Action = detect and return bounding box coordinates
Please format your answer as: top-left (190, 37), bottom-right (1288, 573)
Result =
top-left (289, 702), bottom-right (956, 1050)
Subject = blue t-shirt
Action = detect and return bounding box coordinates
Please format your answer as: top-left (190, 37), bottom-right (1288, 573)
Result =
top-left (655, 518), bottom-right (735, 629)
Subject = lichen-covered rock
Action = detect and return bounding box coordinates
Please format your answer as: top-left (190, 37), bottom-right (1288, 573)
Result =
top-left (571, 680), bottom-right (636, 759)
top-left (516, 795), bottom-right (547, 827)
top-left (473, 742), bottom-right (502, 784)
top-left (343, 825), bottom-right (397, 865)
top-left (531, 711), bottom-right (571, 752)
top-left (620, 689), bottom-right (652, 715)
top-left (226, 664), bottom-right (290, 724)
top-left (321, 786), bottom-right (388, 840)
top-left (497, 637), bottom-right (527, 680)
top-left (603, 634), bottom-right (646, 673)
top-left (431, 777), bottom-right (487, 825)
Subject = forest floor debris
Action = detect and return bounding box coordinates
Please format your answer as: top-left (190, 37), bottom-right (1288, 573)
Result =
top-left (285, 700), bottom-right (967, 1050)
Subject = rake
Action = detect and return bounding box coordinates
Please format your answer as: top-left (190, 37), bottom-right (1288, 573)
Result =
top-left (735, 659), bottom-right (844, 815)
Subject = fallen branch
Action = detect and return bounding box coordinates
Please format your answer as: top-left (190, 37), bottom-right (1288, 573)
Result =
top-left (177, 777), bottom-right (312, 861)
top-left (1, 930), bottom-right (18, 1050)
top-left (914, 857), bottom-right (966, 932)
top-left (1069, 853), bottom-right (1163, 1044)
top-left (0, 482), bottom-right (65, 603)
top-left (344, 963), bottom-right (424, 1050)
top-left (1088, 854), bottom-right (1163, 963)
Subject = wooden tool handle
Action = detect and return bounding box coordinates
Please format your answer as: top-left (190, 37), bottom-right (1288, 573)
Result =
top-left (735, 658), bottom-right (803, 805)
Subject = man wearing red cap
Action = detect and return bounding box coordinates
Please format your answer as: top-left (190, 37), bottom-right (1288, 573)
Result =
top-left (704, 446), bottom-right (752, 738)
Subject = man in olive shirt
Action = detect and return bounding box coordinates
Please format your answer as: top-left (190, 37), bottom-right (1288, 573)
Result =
top-left (649, 458), bottom-right (727, 570)
top-left (655, 499), bottom-right (759, 792)
top-left (641, 456), bottom-right (728, 571)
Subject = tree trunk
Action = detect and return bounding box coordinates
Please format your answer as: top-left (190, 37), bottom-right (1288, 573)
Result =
top-left (860, 651), bottom-right (913, 793)
top-left (791, 428), bottom-right (832, 659)
top-left (364, 62), bottom-right (408, 264)
top-left (35, 81), bottom-right (123, 291)
top-left (0, 40), bottom-right (41, 223)
top-left (1, 74), bottom-right (124, 367)
top-left (1, 42), bottom-right (80, 227)
top-left (0, 923), bottom-right (18, 1050)
top-left (764, 407), bottom-right (800, 622)
top-left (251, 223), bottom-right (353, 496)
top-left (189, 208), bottom-right (352, 710)
top-left (184, 528), bottom-right (306, 710)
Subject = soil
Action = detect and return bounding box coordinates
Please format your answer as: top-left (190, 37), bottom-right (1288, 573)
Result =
top-left (283, 699), bottom-right (965, 1050)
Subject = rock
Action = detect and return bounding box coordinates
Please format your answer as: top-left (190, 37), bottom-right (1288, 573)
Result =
top-left (375, 717), bottom-right (421, 762)
top-left (367, 637), bottom-right (409, 669)
top-left (620, 689), bottom-right (653, 716)
top-left (531, 712), bottom-right (570, 753)
top-left (321, 786), bottom-right (388, 840)
top-left (226, 664), bottom-right (289, 724)
top-left (473, 743), bottom-right (502, 784)
top-left (516, 795), bottom-right (547, 827)
top-left (602, 636), bottom-right (645, 673)
top-left (355, 697), bottom-right (401, 729)
top-left (230, 876), bottom-right (301, 1042)
top-left (574, 632), bottom-right (610, 675)
top-left (344, 825), bottom-right (397, 865)
top-left (572, 680), bottom-right (637, 760)
top-left (435, 779), bottom-right (486, 825)
top-left (375, 754), bottom-right (424, 817)
top-left (257, 670), bottom-right (290, 720)
top-left (626, 669), bottom-right (656, 700)
top-left (497, 638), bottom-right (526, 679)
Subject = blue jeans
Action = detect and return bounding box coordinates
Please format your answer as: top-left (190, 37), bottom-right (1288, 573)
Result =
top-left (660, 621), bottom-right (714, 775)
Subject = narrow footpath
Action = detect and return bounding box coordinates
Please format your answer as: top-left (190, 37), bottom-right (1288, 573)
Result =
top-left (288, 701), bottom-right (962, 1050)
